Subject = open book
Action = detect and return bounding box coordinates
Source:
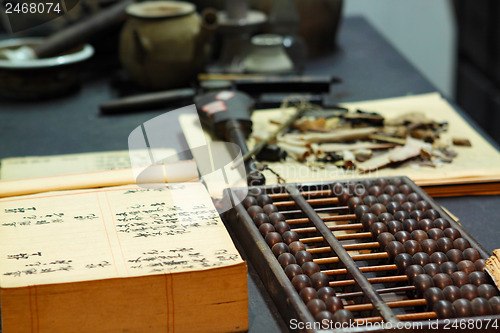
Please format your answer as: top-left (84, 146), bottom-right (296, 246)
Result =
top-left (0, 158), bottom-right (248, 332)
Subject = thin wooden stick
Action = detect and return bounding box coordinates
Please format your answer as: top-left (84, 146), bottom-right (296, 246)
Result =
top-left (337, 285), bottom-right (415, 298)
top-left (344, 299), bottom-right (427, 312)
top-left (329, 275), bottom-right (408, 287)
top-left (274, 197), bottom-right (339, 207)
top-left (322, 264), bottom-right (396, 275)
top-left (313, 252), bottom-right (388, 265)
top-left (308, 241), bottom-right (380, 254)
top-left (268, 190), bottom-right (332, 199)
top-left (291, 222), bottom-right (362, 233)
top-left (286, 213), bottom-right (357, 225)
top-left (302, 232), bottom-right (372, 244)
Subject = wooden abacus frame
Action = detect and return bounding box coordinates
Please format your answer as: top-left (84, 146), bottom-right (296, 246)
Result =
top-left (222, 176), bottom-right (500, 332)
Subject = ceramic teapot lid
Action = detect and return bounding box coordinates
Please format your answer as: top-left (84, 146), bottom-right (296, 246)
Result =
top-left (126, 1), bottom-right (195, 19)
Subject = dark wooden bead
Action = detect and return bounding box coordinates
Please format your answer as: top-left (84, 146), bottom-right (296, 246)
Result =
top-left (295, 250), bottom-right (313, 266)
top-left (427, 228), bottom-right (445, 241)
top-left (406, 264), bottom-right (425, 283)
top-left (355, 205), bottom-right (371, 219)
top-left (440, 261), bottom-right (458, 275)
top-left (404, 240), bottom-right (422, 256)
top-left (292, 274), bottom-right (312, 292)
top-left (347, 197), bottom-right (363, 212)
top-left (433, 300), bottom-right (455, 318)
top-left (332, 309), bottom-right (354, 323)
top-left (265, 232), bottom-right (283, 247)
top-left (430, 252), bottom-right (449, 265)
top-left (377, 232), bottom-right (395, 250)
top-left (247, 205), bottom-right (264, 219)
top-left (396, 253), bottom-right (414, 274)
top-left (257, 194), bottom-right (273, 207)
top-left (478, 284), bottom-right (499, 299)
top-left (402, 201), bottom-right (416, 213)
top-left (282, 230), bottom-right (300, 245)
top-left (272, 242), bottom-right (289, 257)
top-left (387, 220), bottom-right (403, 234)
top-left (259, 223), bottom-right (276, 237)
top-left (253, 212), bottom-right (270, 227)
top-left (269, 212), bottom-right (286, 225)
top-left (395, 231), bottom-right (412, 243)
top-left (433, 218), bottom-right (451, 230)
top-left (361, 213), bottom-right (378, 231)
top-left (370, 203), bottom-right (387, 216)
top-left (437, 237), bottom-right (454, 253)
top-left (325, 296), bottom-right (344, 313)
top-left (460, 284), bottom-right (479, 300)
top-left (457, 260), bottom-right (476, 274)
top-left (424, 263), bottom-right (442, 277)
top-left (446, 249), bottom-right (464, 263)
top-left (337, 191), bottom-right (352, 206)
top-left (451, 271), bottom-right (469, 287)
top-left (368, 185), bottom-right (383, 197)
top-left (285, 264), bottom-right (303, 280)
top-left (289, 241), bottom-right (306, 255)
top-left (416, 200), bottom-right (431, 212)
top-left (263, 203), bottom-right (279, 215)
top-left (433, 273), bottom-right (453, 289)
top-left (370, 222), bottom-right (388, 239)
top-left (471, 297), bottom-right (492, 316)
top-left (475, 259), bottom-right (486, 271)
top-left (390, 178), bottom-right (404, 187)
top-left (413, 252), bottom-right (431, 266)
top-left (274, 221), bottom-right (290, 234)
top-left (421, 239), bottom-right (439, 255)
top-left (418, 219), bottom-right (434, 232)
top-left (399, 184), bottom-right (412, 195)
top-left (278, 252), bottom-right (296, 268)
top-left (300, 287), bottom-right (318, 304)
top-left (425, 209), bottom-right (440, 220)
top-left (452, 299), bottom-right (473, 318)
top-left (378, 212), bottom-right (394, 224)
top-left (248, 187), bottom-right (263, 197)
top-left (363, 195), bottom-right (378, 206)
top-left (410, 210), bottom-right (425, 221)
top-left (242, 196), bottom-right (258, 209)
top-left (489, 296), bottom-right (500, 314)
top-left (392, 193), bottom-right (407, 205)
top-left (384, 184), bottom-right (399, 196)
top-left (393, 210), bottom-right (410, 222)
top-left (411, 230), bottom-right (429, 242)
top-left (469, 271), bottom-right (488, 286)
top-left (375, 178), bottom-right (389, 187)
top-left (424, 287), bottom-right (444, 309)
top-left (302, 261), bottom-right (321, 277)
top-left (414, 274), bottom-right (435, 296)
top-left (444, 228), bottom-right (461, 240)
top-left (453, 238), bottom-right (471, 251)
top-left (317, 287), bottom-right (336, 302)
top-left (403, 219), bottom-right (419, 232)
top-left (386, 201), bottom-right (403, 214)
top-left (315, 310), bottom-right (335, 323)
top-left (306, 299), bottom-right (326, 317)
top-left (311, 272), bottom-right (330, 290)
top-left (443, 285), bottom-right (461, 302)
top-left (463, 248), bottom-right (481, 263)
top-left (408, 192), bottom-right (422, 203)
top-left (386, 241), bottom-right (405, 262)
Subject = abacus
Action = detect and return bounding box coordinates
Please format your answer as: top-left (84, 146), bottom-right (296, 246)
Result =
top-left (223, 177), bottom-right (500, 331)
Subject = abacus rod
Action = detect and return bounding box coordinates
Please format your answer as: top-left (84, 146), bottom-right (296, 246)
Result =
top-left (274, 197), bottom-right (339, 207)
top-left (314, 252), bottom-right (389, 264)
top-left (344, 299), bottom-right (427, 312)
top-left (280, 206), bottom-right (349, 216)
top-left (268, 190), bottom-right (332, 199)
top-left (291, 223), bottom-right (362, 233)
top-left (329, 275), bottom-right (408, 287)
top-left (337, 285), bottom-right (416, 298)
top-left (301, 232), bottom-right (373, 244)
top-left (322, 264), bottom-right (397, 275)
top-left (308, 241), bottom-right (380, 254)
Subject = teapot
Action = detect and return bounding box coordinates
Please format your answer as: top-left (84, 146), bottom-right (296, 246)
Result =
top-left (120, 1), bottom-right (217, 90)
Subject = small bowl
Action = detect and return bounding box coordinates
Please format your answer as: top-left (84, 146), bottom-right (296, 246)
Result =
top-left (0, 38), bottom-right (94, 100)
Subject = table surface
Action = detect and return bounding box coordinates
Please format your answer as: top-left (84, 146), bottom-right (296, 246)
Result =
top-left (1, 16), bottom-right (500, 333)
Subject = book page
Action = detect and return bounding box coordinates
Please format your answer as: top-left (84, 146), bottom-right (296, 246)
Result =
top-left (0, 183), bottom-right (243, 288)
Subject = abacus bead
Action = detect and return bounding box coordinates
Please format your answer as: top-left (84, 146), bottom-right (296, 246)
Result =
top-left (263, 203), bottom-right (279, 215)
top-left (370, 203), bottom-right (386, 216)
top-left (269, 212), bottom-right (286, 225)
top-left (425, 209), bottom-right (440, 220)
top-left (289, 241), bottom-right (306, 255)
top-left (460, 284), bottom-right (479, 300)
top-left (361, 213), bottom-right (378, 231)
top-left (453, 238), bottom-right (471, 251)
top-left (242, 196), bottom-right (258, 209)
top-left (387, 220), bottom-right (403, 234)
top-left (317, 287), bottom-right (336, 302)
top-left (285, 264), bottom-right (303, 280)
top-left (395, 231), bottom-right (412, 243)
top-left (295, 250), bottom-right (313, 266)
top-left (337, 191), bottom-right (351, 206)
top-left (430, 252), bottom-right (448, 265)
top-left (463, 248), bottom-right (481, 263)
top-left (325, 296), bottom-right (344, 313)
top-left (386, 241), bottom-right (405, 262)
top-left (315, 311), bottom-right (335, 323)
top-left (489, 296), bottom-right (500, 314)
top-left (440, 261), bottom-right (458, 275)
top-left (444, 228), bottom-right (461, 240)
top-left (424, 287), bottom-right (445, 309)
top-left (408, 192), bottom-right (422, 203)
top-left (451, 271), bottom-right (469, 287)
top-left (378, 212), bottom-right (394, 223)
top-left (410, 210), bottom-right (425, 221)
top-left (363, 195), bottom-right (378, 206)
top-left (416, 200), bottom-right (431, 211)
top-left (292, 274), bottom-right (312, 292)
top-left (390, 178), bottom-right (404, 187)
top-left (248, 187), bottom-right (263, 197)
top-left (413, 252), bottom-right (431, 266)
top-left (311, 272), bottom-right (330, 290)
top-left (414, 274), bottom-right (435, 296)
top-left (433, 273), bottom-right (453, 289)
top-left (278, 253), bottom-right (296, 268)
top-left (427, 228), bottom-right (444, 241)
top-left (370, 222), bottom-right (388, 239)
top-left (384, 184), bottom-right (399, 196)
top-left (253, 213), bottom-right (270, 227)
top-left (471, 297), bottom-right (492, 316)
top-left (402, 201), bottom-right (416, 213)
top-left (332, 309), bottom-right (354, 323)
top-left (433, 300), bottom-right (455, 318)
top-left (300, 287), bottom-right (318, 304)
top-left (302, 261), bottom-right (321, 277)
top-left (453, 299), bottom-right (473, 318)
top-left (406, 265), bottom-right (425, 283)
top-left (306, 299), bottom-right (326, 317)
top-left (403, 219), bottom-right (419, 232)
top-left (272, 243), bottom-right (289, 257)
top-left (443, 285), bottom-right (462, 302)
top-left (377, 193), bottom-right (393, 205)
top-left (404, 240), bottom-right (422, 256)
top-left (355, 205), bottom-right (370, 219)
top-left (446, 249), bottom-right (464, 263)
top-left (393, 210), bottom-right (410, 222)
top-left (457, 260), bottom-right (476, 274)
top-left (375, 178), bottom-right (389, 187)
top-left (392, 193), bottom-right (407, 205)
top-left (274, 221), bottom-right (290, 234)
top-left (437, 237), bottom-right (454, 253)
top-left (419, 219), bottom-right (434, 232)
top-left (377, 232), bottom-right (395, 250)
top-left (395, 253), bottom-right (414, 274)
top-left (424, 263), bottom-right (441, 277)
top-left (257, 194), bottom-right (273, 207)
top-left (399, 184), bottom-right (412, 195)
top-left (368, 185), bottom-right (383, 197)
top-left (247, 205), bottom-right (263, 219)
top-left (421, 239), bottom-right (439, 255)
top-left (386, 201), bottom-right (402, 214)
top-left (347, 197), bottom-right (363, 212)
top-left (433, 218), bottom-right (451, 230)
top-left (411, 230), bottom-right (428, 242)
top-left (282, 230), bottom-right (300, 245)
top-left (475, 259), bottom-right (486, 271)
top-left (265, 232), bottom-right (283, 247)
top-left (478, 284), bottom-right (499, 299)
top-left (259, 223), bottom-right (275, 237)
top-left (469, 271), bottom-right (488, 286)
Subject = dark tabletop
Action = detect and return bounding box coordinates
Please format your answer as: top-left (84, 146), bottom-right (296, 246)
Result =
top-left (1, 16), bottom-right (499, 333)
